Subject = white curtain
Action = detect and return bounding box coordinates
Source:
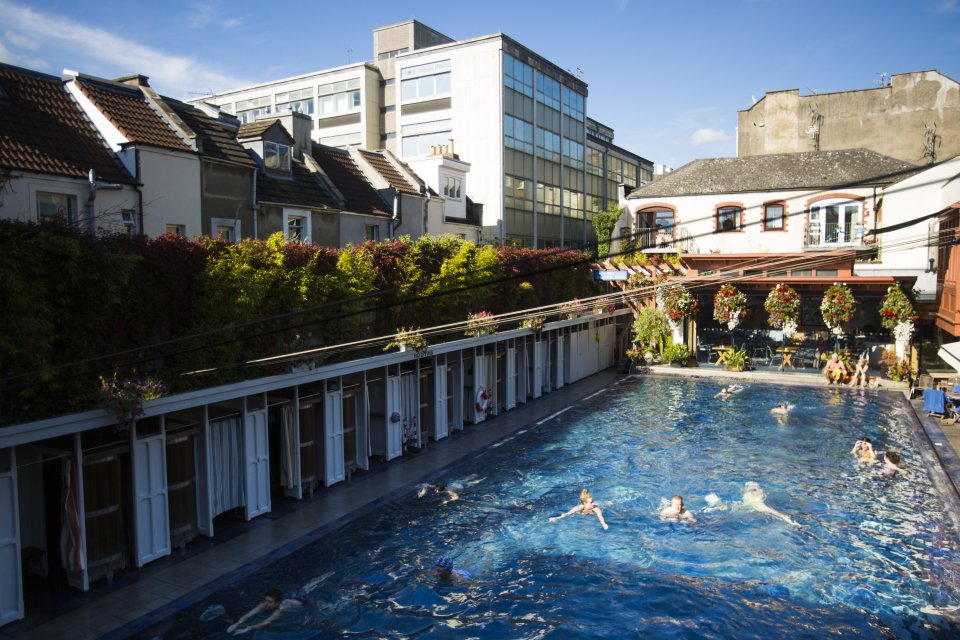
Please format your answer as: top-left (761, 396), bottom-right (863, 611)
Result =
top-left (279, 404), bottom-right (298, 489)
top-left (209, 417), bottom-right (244, 516)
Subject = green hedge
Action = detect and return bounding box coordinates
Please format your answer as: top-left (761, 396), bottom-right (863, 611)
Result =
top-left (0, 221), bottom-right (599, 423)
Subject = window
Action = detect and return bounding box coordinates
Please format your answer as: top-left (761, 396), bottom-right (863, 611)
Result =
top-left (284, 210), bottom-right (310, 243)
top-left (377, 48), bottom-right (408, 61)
top-left (318, 78), bottom-right (361, 116)
top-left (401, 119), bottom-right (452, 156)
top-left (121, 209), bottom-right (139, 236)
top-left (165, 224), bottom-right (186, 236)
top-left (236, 95), bottom-right (272, 124)
top-left (503, 54), bottom-right (534, 97)
top-left (320, 132), bottom-right (362, 148)
top-left (504, 115), bottom-right (534, 154)
top-left (807, 199), bottom-right (862, 245)
top-left (365, 224), bottom-right (380, 241)
top-left (212, 218), bottom-right (240, 242)
top-left (400, 60), bottom-right (451, 101)
top-left (275, 88), bottom-right (314, 115)
top-left (716, 206), bottom-right (742, 232)
top-left (764, 202), bottom-right (785, 231)
top-left (443, 176), bottom-right (462, 199)
top-left (264, 141), bottom-right (291, 172)
top-left (36, 191), bottom-right (75, 223)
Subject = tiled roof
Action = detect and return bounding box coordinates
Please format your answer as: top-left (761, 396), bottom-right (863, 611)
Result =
top-left (237, 120), bottom-right (289, 141)
top-left (163, 99), bottom-right (256, 167)
top-left (311, 145), bottom-right (391, 217)
top-left (359, 150), bottom-right (420, 195)
top-left (74, 77), bottom-right (193, 153)
top-left (257, 159), bottom-right (338, 209)
top-left (627, 149), bottom-right (921, 199)
top-left (0, 63), bottom-right (133, 183)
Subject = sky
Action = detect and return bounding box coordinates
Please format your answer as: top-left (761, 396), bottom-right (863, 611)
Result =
top-left (1, 0), bottom-right (958, 168)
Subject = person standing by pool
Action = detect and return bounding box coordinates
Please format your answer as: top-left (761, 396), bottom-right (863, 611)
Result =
top-left (660, 495), bottom-right (696, 522)
top-left (227, 588), bottom-right (296, 635)
top-left (548, 488), bottom-right (609, 529)
top-left (823, 353), bottom-right (849, 385)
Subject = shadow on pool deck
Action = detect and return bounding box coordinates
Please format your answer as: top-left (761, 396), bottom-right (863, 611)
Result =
top-left (3, 365), bottom-right (958, 640)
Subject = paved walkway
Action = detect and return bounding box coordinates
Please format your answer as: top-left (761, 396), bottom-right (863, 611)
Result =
top-left (3, 366), bottom-right (958, 639)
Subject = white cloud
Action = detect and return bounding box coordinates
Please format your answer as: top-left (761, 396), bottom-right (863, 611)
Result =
top-left (0, 36), bottom-right (47, 69)
top-left (0, 0), bottom-right (250, 97)
top-left (932, 0), bottom-right (957, 13)
top-left (188, 1), bottom-right (245, 30)
top-left (4, 29), bottom-right (37, 50)
top-left (690, 127), bottom-right (731, 146)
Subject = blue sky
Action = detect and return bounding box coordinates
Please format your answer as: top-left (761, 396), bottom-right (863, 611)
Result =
top-left (2, 0), bottom-right (958, 168)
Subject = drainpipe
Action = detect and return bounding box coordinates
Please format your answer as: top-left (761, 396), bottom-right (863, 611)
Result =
top-left (390, 192), bottom-right (400, 239)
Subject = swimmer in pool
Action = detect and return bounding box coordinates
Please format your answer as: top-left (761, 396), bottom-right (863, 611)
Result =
top-left (416, 481), bottom-right (459, 502)
top-left (851, 437), bottom-right (877, 462)
top-left (228, 588), bottom-right (296, 635)
top-left (741, 481), bottom-right (798, 526)
top-left (548, 488), bottom-right (609, 529)
top-left (660, 495), bottom-right (696, 522)
top-left (435, 555), bottom-right (471, 583)
top-left (714, 384), bottom-right (743, 399)
top-left (878, 451), bottom-right (902, 477)
top-left (770, 403), bottom-right (794, 416)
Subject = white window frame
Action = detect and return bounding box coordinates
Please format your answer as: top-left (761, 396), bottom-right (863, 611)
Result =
top-left (283, 209), bottom-right (311, 243)
top-left (121, 209), bottom-right (139, 236)
top-left (35, 190), bottom-right (77, 224)
top-left (443, 175), bottom-right (462, 200)
top-left (264, 141), bottom-right (291, 172)
top-left (211, 217), bottom-right (241, 243)
top-left (808, 199), bottom-right (862, 246)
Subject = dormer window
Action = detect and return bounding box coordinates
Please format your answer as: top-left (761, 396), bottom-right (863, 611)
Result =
top-left (443, 176), bottom-right (462, 199)
top-left (264, 141), bottom-right (291, 172)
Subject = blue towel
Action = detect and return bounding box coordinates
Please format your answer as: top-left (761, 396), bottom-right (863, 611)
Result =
top-left (952, 384), bottom-right (960, 393)
top-left (923, 388), bottom-right (946, 414)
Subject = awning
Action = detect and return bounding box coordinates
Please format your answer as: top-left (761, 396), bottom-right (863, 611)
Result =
top-left (937, 340), bottom-right (960, 373)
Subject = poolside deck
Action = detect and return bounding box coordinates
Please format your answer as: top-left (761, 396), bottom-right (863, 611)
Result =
top-left (3, 366), bottom-right (958, 639)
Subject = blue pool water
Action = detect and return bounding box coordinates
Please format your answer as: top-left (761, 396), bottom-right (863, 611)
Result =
top-left (126, 377), bottom-right (960, 639)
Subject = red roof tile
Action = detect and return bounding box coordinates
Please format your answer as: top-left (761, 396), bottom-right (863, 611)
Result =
top-left (75, 78), bottom-right (193, 153)
top-left (359, 150), bottom-right (421, 195)
top-left (0, 63), bottom-right (133, 183)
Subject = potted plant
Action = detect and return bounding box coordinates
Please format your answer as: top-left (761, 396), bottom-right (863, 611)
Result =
top-left (820, 282), bottom-right (857, 336)
top-left (631, 306), bottom-right (671, 357)
top-left (723, 347), bottom-right (749, 372)
top-left (764, 282), bottom-right (801, 338)
top-left (384, 327), bottom-right (429, 356)
top-left (663, 342), bottom-right (690, 367)
top-left (519, 316), bottom-right (545, 334)
top-left (466, 311), bottom-right (499, 336)
top-left (98, 372), bottom-right (166, 426)
top-left (879, 284), bottom-right (918, 359)
top-left (886, 359), bottom-right (915, 383)
top-left (559, 298), bottom-right (587, 319)
top-left (713, 284), bottom-right (748, 330)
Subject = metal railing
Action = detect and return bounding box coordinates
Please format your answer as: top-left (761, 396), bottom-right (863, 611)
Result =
top-left (805, 222), bottom-right (865, 247)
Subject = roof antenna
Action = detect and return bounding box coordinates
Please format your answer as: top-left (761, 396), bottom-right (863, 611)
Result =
top-left (876, 72), bottom-right (890, 87)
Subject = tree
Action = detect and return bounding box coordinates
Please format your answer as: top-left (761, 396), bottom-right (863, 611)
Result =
top-left (592, 205), bottom-right (623, 259)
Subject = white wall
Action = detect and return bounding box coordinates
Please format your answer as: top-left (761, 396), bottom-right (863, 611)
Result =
top-left (858, 154), bottom-right (960, 299)
top-left (138, 148), bottom-right (202, 238)
top-left (627, 186), bottom-right (878, 255)
top-left (0, 170), bottom-right (139, 233)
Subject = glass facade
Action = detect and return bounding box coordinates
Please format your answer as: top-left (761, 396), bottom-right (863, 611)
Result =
top-left (502, 53), bottom-right (586, 248)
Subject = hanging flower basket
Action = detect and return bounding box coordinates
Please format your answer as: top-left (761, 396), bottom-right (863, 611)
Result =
top-left (713, 284), bottom-right (748, 330)
top-left (384, 327), bottom-right (429, 356)
top-left (820, 283), bottom-right (857, 335)
top-left (764, 283), bottom-right (801, 335)
top-left (879, 284), bottom-right (918, 330)
top-left (466, 311), bottom-right (499, 336)
top-left (98, 373), bottom-right (166, 426)
top-left (658, 283), bottom-right (698, 324)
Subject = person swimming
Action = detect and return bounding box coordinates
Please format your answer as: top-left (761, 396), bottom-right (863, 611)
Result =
top-left (741, 482), bottom-right (798, 526)
top-left (770, 403), bottom-right (795, 416)
top-left (435, 555), bottom-right (471, 583)
top-left (660, 494), bottom-right (696, 522)
top-left (878, 451), bottom-right (902, 477)
top-left (227, 588), bottom-right (301, 635)
top-left (416, 481), bottom-right (459, 502)
top-left (548, 488), bottom-right (609, 529)
top-left (715, 384), bottom-right (744, 399)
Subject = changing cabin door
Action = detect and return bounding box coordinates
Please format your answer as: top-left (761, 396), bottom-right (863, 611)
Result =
top-left (243, 408), bottom-right (271, 520)
top-left (323, 390), bottom-right (345, 486)
top-left (473, 353), bottom-right (486, 423)
top-left (532, 340), bottom-right (543, 399)
top-left (132, 429), bottom-right (170, 567)
top-left (555, 334), bottom-right (565, 389)
top-left (0, 448), bottom-right (23, 625)
top-left (355, 386), bottom-right (370, 471)
top-left (505, 346), bottom-right (517, 410)
top-left (386, 375), bottom-right (403, 461)
top-left (433, 364), bottom-right (449, 440)
top-left (517, 343), bottom-right (528, 405)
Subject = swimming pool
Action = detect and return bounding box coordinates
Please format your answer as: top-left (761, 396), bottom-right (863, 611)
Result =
top-left (124, 377), bottom-right (960, 639)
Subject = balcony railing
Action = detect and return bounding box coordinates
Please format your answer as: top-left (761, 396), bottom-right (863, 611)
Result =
top-left (627, 227), bottom-right (698, 254)
top-left (805, 222), bottom-right (865, 248)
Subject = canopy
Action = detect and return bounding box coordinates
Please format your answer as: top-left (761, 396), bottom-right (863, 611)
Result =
top-left (937, 340), bottom-right (960, 373)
